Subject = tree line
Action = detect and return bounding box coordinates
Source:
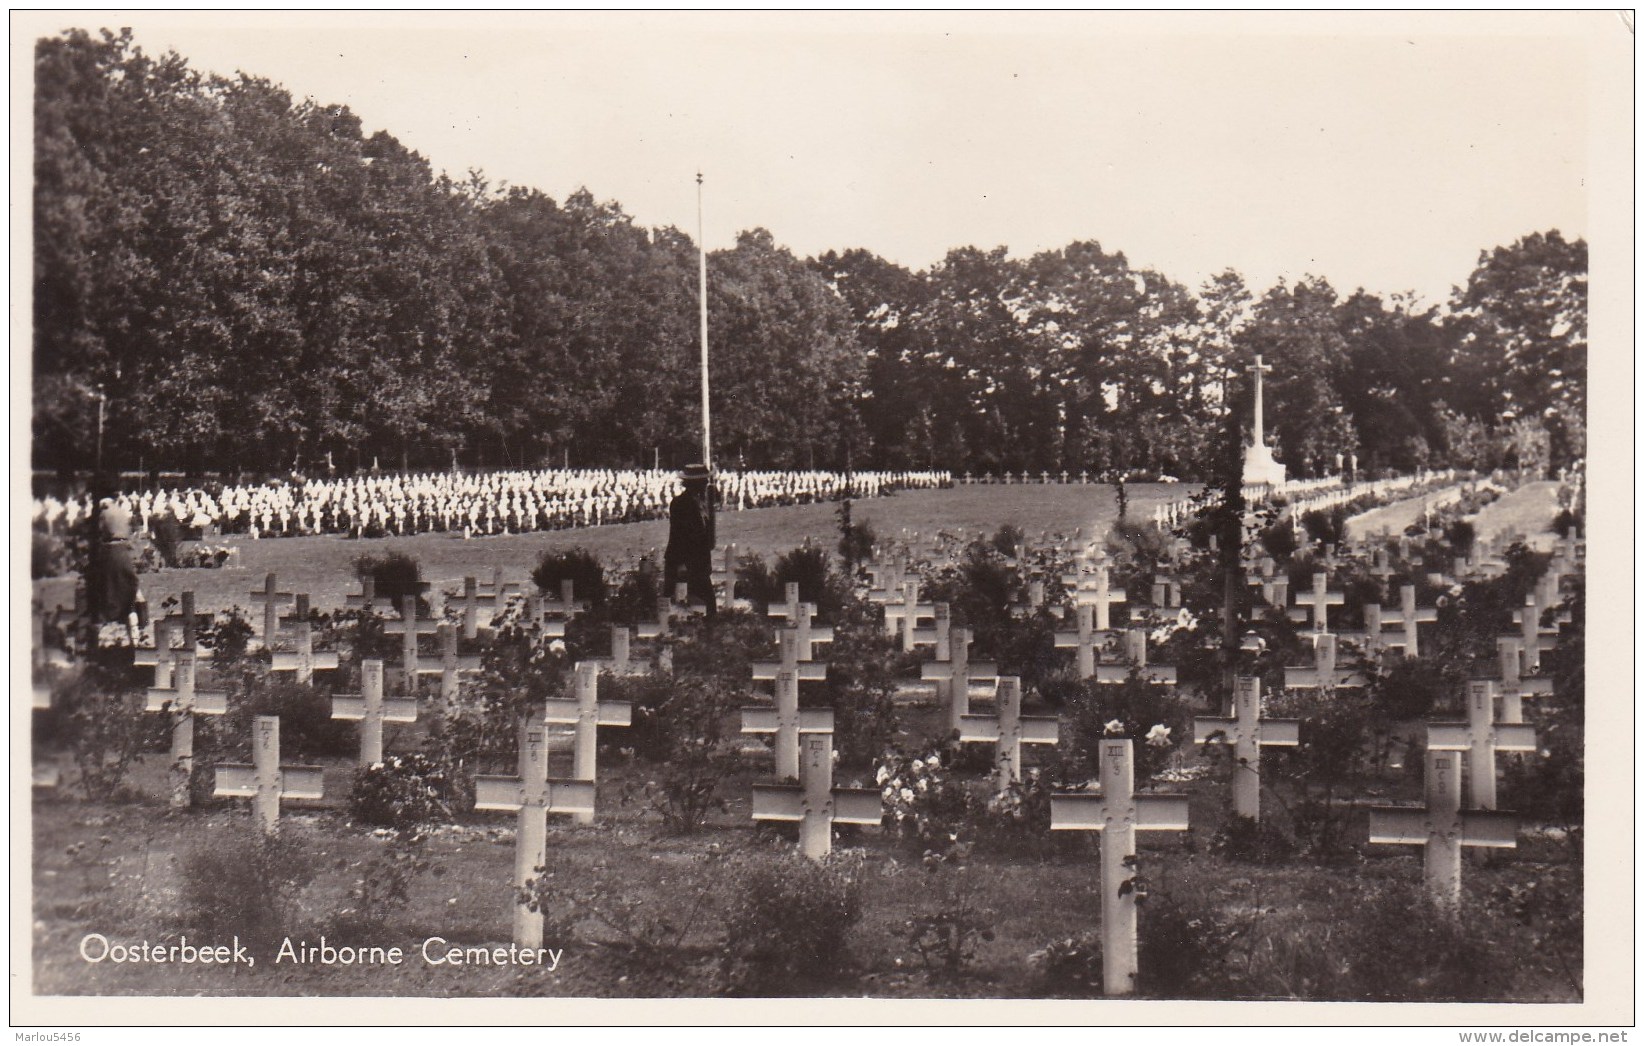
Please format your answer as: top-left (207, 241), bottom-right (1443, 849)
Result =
top-left (33, 29), bottom-right (1587, 482)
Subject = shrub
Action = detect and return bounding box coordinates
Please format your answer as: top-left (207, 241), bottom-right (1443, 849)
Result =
top-left (627, 676), bottom-right (743, 833)
top-left (531, 547), bottom-right (608, 611)
top-left (179, 822), bottom-right (316, 951)
top-left (1443, 518), bottom-right (1476, 557)
top-left (896, 846), bottom-right (997, 979)
top-left (1336, 884), bottom-right (1506, 1001)
top-left (772, 544), bottom-right (845, 620)
top-left (349, 754), bottom-right (457, 828)
top-left (32, 532), bottom-right (68, 579)
top-left (1138, 889), bottom-right (1252, 998)
top-left (1208, 814), bottom-right (1297, 865)
top-left (990, 523), bottom-right (1024, 559)
top-left (1058, 675), bottom-right (1194, 784)
top-left (1260, 521), bottom-right (1299, 561)
top-left (875, 742), bottom-right (977, 849)
top-left (822, 603), bottom-right (902, 766)
top-left (1031, 930), bottom-right (1104, 996)
top-left (719, 852), bottom-right (863, 994)
top-left (53, 666), bottom-right (159, 801)
top-left (354, 552), bottom-right (429, 615)
top-left (1371, 656), bottom-right (1449, 722)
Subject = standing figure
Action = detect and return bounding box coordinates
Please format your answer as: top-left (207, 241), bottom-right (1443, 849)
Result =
top-left (663, 463), bottom-right (717, 620)
top-left (88, 483), bottom-right (143, 646)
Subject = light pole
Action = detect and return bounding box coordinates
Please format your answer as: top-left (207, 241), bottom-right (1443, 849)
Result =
top-left (94, 383), bottom-right (107, 475)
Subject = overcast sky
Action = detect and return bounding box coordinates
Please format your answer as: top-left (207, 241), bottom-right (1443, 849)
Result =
top-left (39, 11), bottom-right (1603, 308)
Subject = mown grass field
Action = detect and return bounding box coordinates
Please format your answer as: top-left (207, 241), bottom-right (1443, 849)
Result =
top-left (38, 482), bottom-right (1200, 616)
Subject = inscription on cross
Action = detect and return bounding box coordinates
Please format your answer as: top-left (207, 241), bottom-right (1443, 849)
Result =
top-left (474, 720), bottom-right (596, 948)
top-left (146, 650), bottom-right (229, 808)
top-left (752, 724), bottom-right (882, 859)
top-left (742, 669), bottom-right (835, 783)
top-left (1051, 739), bottom-right (1190, 996)
top-left (213, 715), bottom-right (325, 833)
top-left (958, 677), bottom-right (1058, 789)
top-left (1369, 749), bottom-right (1517, 906)
top-left (332, 659), bottom-right (418, 766)
top-left (1194, 676), bottom-right (1299, 820)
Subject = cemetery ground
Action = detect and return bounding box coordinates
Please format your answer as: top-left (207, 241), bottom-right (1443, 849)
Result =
top-left (29, 478), bottom-right (1584, 1001)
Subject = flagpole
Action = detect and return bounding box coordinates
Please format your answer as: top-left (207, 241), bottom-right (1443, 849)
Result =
top-left (696, 172), bottom-right (712, 470)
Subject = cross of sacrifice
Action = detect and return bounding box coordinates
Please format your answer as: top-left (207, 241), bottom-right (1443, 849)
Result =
top-left (1051, 738), bottom-right (1191, 996)
top-left (742, 668), bottom-right (836, 783)
top-left (882, 581), bottom-right (936, 652)
top-left (920, 626), bottom-right (1000, 734)
top-left (451, 576), bottom-right (503, 640)
top-left (332, 659), bottom-right (418, 766)
top-left (1194, 676), bottom-right (1300, 821)
top-left (214, 715), bottom-right (325, 834)
top-left (1288, 573), bottom-right (1345, 635)
top-left (474, 720), bottom-right (597, 948)
top-left (1427, 680), bottom-right (1538, 811)
top-left (344, 575), bottom-right (385, 615)
top-left (958, 676), bottom-right (1058, 789)
top-left (1495, 638), bottom-right (1553, 724)
top-left (1510, 595), bottom-right (1560, 676)
top-left (1055, 602), bottom-right (1108, 679)
top-left (383, 595), bottom-right (440, 692)
top-left (146, 649), bottom-right (229, 808)
top-left (134, 618), bottom-right (182, 689)
top-left (544, 661), bottom-right (632, 825)
top-left (1094, 630), bottom-right (1177, 687)
top-left (752, 722), bottom-right (882, 860)
top-left (1282, 633), bottom-right (1368, 694)
top-left (1369, 748), bottom-right (1517, 906)
top-left (247, 573), bottom-right (295, 648)
top-left (908, 602), bottom-right (953, 661)
top-left (412, 622), bottom-right (482, 709)
top-left (1071, 563), bottom-right (1127, 631)
top-left (269, 620), bottom-right (341, 685)
top-left (1383, 585), bottom-right (1439, 659)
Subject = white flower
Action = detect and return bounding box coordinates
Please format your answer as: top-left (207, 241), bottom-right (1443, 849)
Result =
top-left (1146, 723), bottom-right (1172, 747)
top-left (882, 786), bottom-right (896, 801)
top-left (876, 766), bottom-right (890, 785)
top-left (900, 787), bottom-right (915, 803)
top-left (1104, 719), bottom-right (1126, 736)
top-left (549, 639), bottom-right (566, 653)
top-left (916, 778), bottom-right (928, 793)
top-left (911, 758), bottom-right (925, 772)
top-left (925, 754), bottom-right (940, 770)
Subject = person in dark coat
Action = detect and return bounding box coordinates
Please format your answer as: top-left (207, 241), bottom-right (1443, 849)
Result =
top-left (663, 463), bottom-right (717, 620)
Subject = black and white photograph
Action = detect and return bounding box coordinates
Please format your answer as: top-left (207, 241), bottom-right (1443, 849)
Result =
top-left (14, 10), bottom-right (1632, 1028)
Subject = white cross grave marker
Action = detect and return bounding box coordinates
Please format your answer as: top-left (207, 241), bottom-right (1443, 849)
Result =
top-left (1194, 676), bottom-right (1300, 820)
top-left (958, 676), bottom-right (1058, 789)
top-left (331, 659), bottom-right (418, 766)
top-left (269, 620), bottom-right (341, 685)
top-left (213, 715), bottom-right (325, 833)
top-left (1051, 739), bottom-right (1190, 995)
top-left (543, 661), bottom-right (632, 825)
top-left (1368, 749), bottom-right (1517, 906)
top-left (474, 720), bottom-right (596, 948)
top-left (248, 573), bottom-right (294, 648)
top-left (1495, 638), bottom-right (1552, 724)
top-left (1427, 680), bottom-right (1538, 811)
top-left (146, 650), bottom-right (229, 808)
top-left (920, 626), bottom-right (1000, 734)
top-left (751, 723), bottom-right (883, 859)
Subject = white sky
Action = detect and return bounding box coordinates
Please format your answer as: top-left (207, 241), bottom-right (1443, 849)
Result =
top-left (33, 11), bottom-right (1602, 308)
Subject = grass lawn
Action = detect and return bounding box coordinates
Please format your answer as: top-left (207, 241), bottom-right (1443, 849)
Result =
top-left (35, 482), bottom-right (1197, 617)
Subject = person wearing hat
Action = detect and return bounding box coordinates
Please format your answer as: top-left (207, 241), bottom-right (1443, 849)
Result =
top-left (664, 463), bottom-right (717, 619)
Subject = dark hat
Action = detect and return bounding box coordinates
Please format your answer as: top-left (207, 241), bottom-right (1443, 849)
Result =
top-left (680, 463), bottom-right (712, 481)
